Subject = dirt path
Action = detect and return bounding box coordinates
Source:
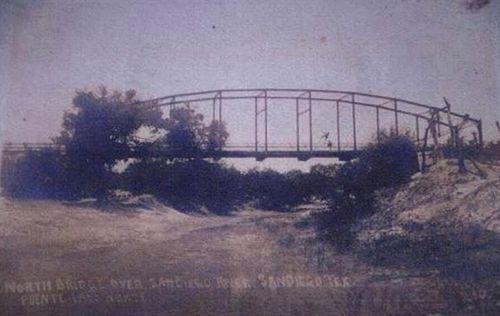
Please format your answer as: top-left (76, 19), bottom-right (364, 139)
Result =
top-left (0, 198), bottom-right (453, 315)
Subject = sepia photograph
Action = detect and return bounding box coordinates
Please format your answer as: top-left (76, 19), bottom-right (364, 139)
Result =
top-left (0, 0), bottom-right (499, 315)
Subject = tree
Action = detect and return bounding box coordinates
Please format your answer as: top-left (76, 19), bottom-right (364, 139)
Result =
top-left (156, 105), bottom-right (229, 160)
top-left (205, 120), bottom-right (229, 153)
top-left (161, 106), bottom-right (206, 158)
top-left (55, 87), bottom-right (162, 199)
top-left (53, 90), bottom-right (229, 200)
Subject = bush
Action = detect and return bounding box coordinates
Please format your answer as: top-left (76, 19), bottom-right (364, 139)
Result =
top-left (307, 164), bottom-right (340, 199)
top-left (356, 222), bottom-right (500, 282)
top-left (123, 161), bottom-right (320, 212)
top-left (2, 149), bottom-right (325, 212)
top-left (243, 168), bottom-right (307, 210)
top-left (477, 141), bottom-right (500, 161)
top-left (122, 159), bottom-right (243, 213)
top-left (316, 134), bottom-right (419, 250)
top-left (1, 149), bottom-right (80, 199)
top-left (359, 134), bottom-right (419, 189)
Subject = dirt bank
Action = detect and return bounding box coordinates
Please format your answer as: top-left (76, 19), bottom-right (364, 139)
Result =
top-left (353, 159), bottom-right (500, 314)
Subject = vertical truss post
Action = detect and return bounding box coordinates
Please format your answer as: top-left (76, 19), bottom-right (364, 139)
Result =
top-left (336, 100), bottom-right (340, 151)
top-left (376, 107), bottom-right (380, 144)
top-left (394, 99), bottom-right (399, 135)
top-left (308, 91), bottom-right (313, 152)
top-left (296, 98), bottom-right (300, 152)
top-left (264, 90), bottom-right (268, 152)
top-left (255, 97), bottom-right (258, 152)
top-left (212, 94), bottom-right (217, 121)
top-left (352, 94), bottom-right (357, 151)
top-left (218, 91), bottom-right (222, 122)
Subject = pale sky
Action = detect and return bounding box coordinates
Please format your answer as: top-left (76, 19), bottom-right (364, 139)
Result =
top-left (1, 0), bottom-right (499, 171)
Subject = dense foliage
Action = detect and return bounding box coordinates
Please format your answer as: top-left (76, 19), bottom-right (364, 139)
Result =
top-left (121, 160), bottom-right (317, 213)
top-left (315, 134), bottom-right (419, 250)
top-left (55, 88), bottom-right (162, 199)
top-left (1, 149), bottom-right (75, 199)
top-left (122, 159), bottom-right (242, 214)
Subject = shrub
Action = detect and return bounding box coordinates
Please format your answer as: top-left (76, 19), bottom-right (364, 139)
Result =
top-left (1, 148), bottom-right (80, 199)
top-left (123, 161), bottom-right (319, 212)
top-left (316, 134), bottom-right (419, 250)
top-left (359, 134), bottom-right (419, 189)
top-left (477, 141), bottom-right (500, 161)
top-left (243, 168), bottom-right (306, 210)
top-left (122, 159), bottom-right (243, 213)
top-left (356, 222), bottom-right (500, 282)
top-left (307, 164), bottom-right (340, 199)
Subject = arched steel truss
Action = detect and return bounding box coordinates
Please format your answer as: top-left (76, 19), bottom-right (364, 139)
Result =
top-left (134, 89), bottom-right (482, 158)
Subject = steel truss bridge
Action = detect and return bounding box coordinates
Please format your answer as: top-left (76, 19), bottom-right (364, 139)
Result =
top-left (3, 89), bottom-right (483, 162)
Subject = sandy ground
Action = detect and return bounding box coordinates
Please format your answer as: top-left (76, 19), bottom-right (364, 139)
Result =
top-left (0, 197), bottom-right (489, 316)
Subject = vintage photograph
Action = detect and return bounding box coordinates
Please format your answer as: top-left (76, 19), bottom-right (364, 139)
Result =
top-left (0, 0), bottom-right (499, 315)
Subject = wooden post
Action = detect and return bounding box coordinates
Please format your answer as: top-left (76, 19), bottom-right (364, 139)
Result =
top-left (422, 120), bottom-right (430, 172)
top-left (455, 127), bottom-right (466, 173)
top-left (436, 111), bottom-right (441, 136)
top-left (444, 99), bottom-right (455, 145)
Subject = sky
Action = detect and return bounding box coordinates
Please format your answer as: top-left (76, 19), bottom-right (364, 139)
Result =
top-left (1, 0), bottom-right (499, 171)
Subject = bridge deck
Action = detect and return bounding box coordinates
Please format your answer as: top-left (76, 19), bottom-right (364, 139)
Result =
top-left (1, 142), bottom-right (366, 161)
top-left (174, 150), bottom-right (361, 161)
top-left (1, 142), bottom-right (428, 161)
